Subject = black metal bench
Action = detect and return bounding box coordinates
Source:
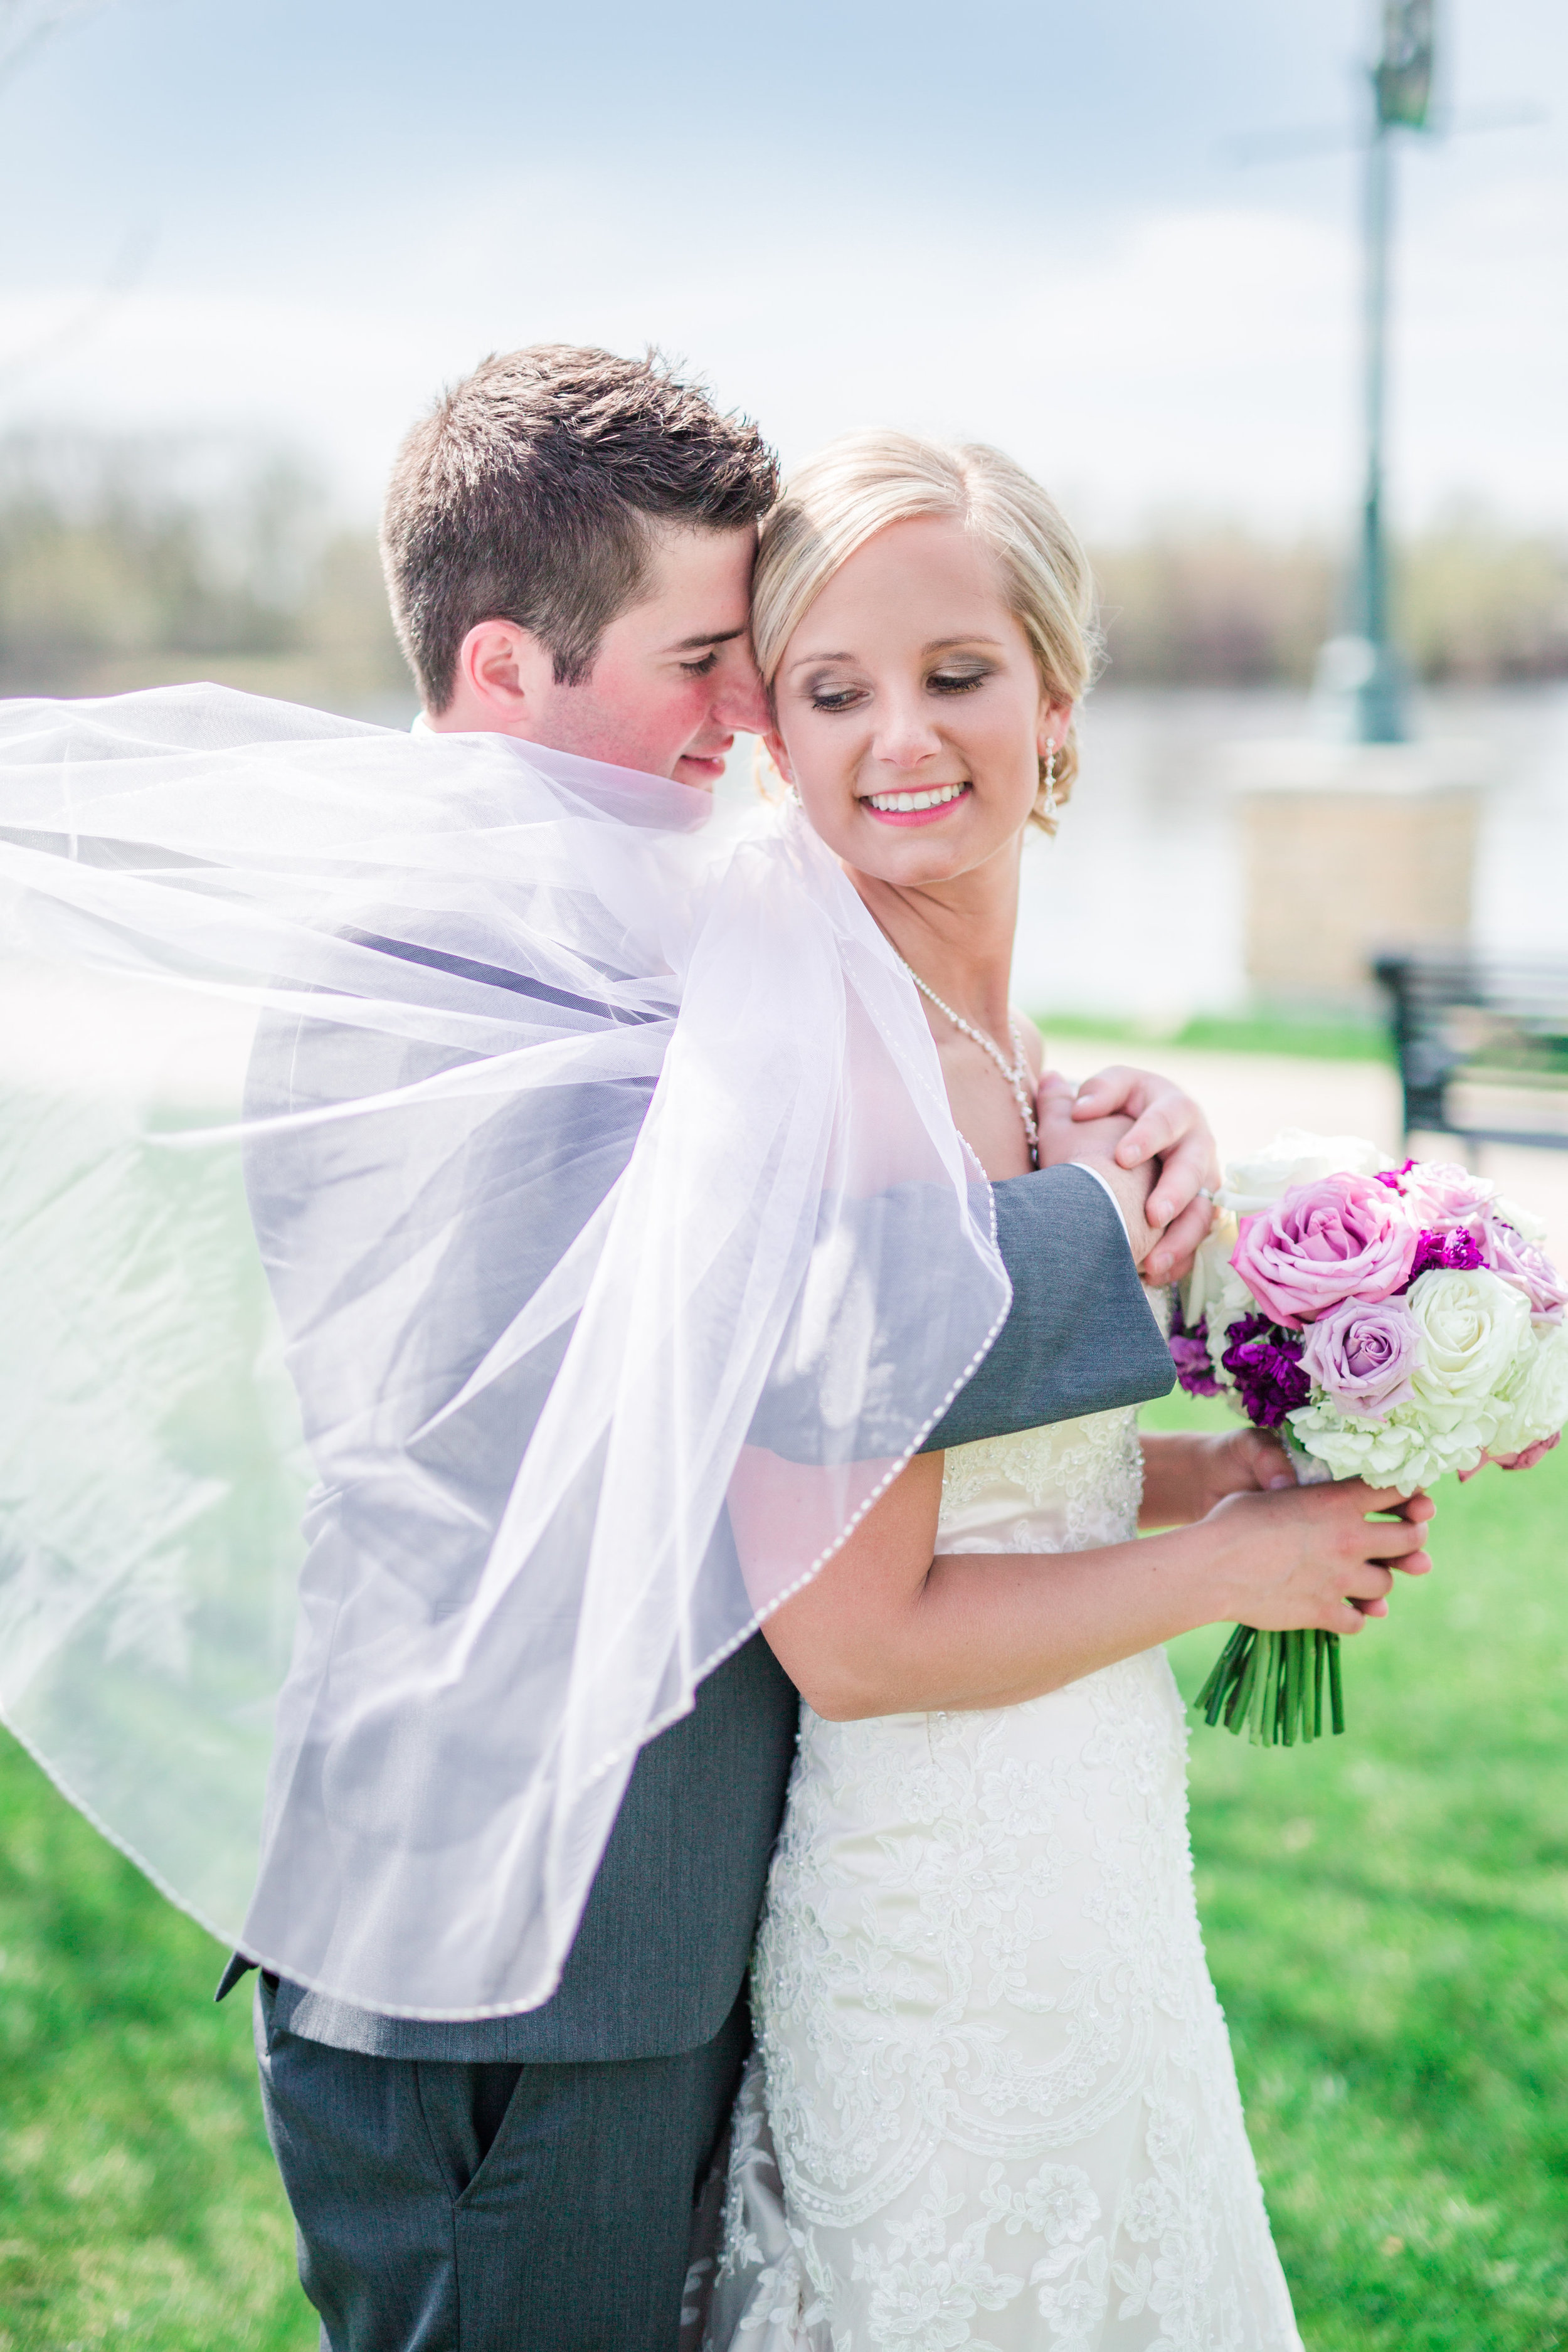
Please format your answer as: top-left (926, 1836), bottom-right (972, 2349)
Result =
top-left (1374, 952), bottom-right (1568, 1152)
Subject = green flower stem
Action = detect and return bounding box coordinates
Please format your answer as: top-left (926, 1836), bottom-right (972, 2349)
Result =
top-left (1251, 1629), bottom-right (1279, 1745)
top-left (1194, 1623), bottom-right (1347, 1747)
top-left (1197, 1622), bottom-right (1251, 1725)
top-left (1230, 1624), bottom-right (1264, 1732)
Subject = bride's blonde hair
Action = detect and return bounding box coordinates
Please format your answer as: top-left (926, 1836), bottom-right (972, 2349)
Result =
top-left (751, 432), bottom-right (1101, 834)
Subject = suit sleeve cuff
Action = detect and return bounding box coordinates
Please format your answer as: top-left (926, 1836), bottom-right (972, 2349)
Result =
top-left (1067, 1158), bottom-right (1130, 1245)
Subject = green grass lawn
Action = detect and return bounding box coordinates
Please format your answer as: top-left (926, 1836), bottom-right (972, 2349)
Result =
top-left (1148, 1385), bottom-right (1568, 2352)
top-left (0, 1752), bottom-right (311, 2352)
top-left (0, 1409), bottom-right (1564, 2348)
top-left (1041, 1009), bottom-right (1395, 1063)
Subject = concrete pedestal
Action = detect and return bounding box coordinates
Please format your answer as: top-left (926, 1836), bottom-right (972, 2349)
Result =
top-left (1226, 739), bottom-right (1493, 1007)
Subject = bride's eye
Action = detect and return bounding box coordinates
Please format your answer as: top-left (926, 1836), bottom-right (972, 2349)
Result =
top-left (929, 666), bottom-right (988, 696)
top-left (808, 682), bottom-right (866, 713)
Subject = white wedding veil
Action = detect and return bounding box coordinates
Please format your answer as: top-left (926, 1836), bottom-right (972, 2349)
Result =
top-left (0, 685), bottom-right (1008, 2016)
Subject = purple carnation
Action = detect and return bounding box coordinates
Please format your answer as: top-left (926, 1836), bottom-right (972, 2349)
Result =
top-left (1171, 1330), bottom-right (1222, 1397)
top-left (1168, 1297), bottom-right (1222, 1397)
top-left (1374, 1158), bottom-right (1419, 1193)
top-left (1221, 1312), bottom-right (1311, 1428)
top-left (1404, 1226), bottom-right (1486, 1285)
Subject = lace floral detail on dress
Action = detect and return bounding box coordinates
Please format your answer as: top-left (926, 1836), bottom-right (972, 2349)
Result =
top-left (688, 2051), bottom-right (833, 2352)
top-left (849, 2165), bottom-right (1025, 2352)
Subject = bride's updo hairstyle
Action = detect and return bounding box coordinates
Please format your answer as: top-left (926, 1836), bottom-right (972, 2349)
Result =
top-left (751, 433), bottom-right (1099, 833)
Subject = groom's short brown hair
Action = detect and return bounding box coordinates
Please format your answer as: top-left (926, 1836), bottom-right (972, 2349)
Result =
top-left (381, 346), bottom-right (778, 712)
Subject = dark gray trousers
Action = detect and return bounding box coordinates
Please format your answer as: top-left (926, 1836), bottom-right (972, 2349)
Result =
top-left (255, 1978), bottom-right (750, 2352)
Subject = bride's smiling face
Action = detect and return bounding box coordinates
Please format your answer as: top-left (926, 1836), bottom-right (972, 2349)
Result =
top-left (766, 514), bottom-right (1071, 884)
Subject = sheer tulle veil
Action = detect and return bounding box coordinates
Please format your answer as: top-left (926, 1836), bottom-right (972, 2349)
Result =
top-left (0, 685), bottom-right (1008, 2016)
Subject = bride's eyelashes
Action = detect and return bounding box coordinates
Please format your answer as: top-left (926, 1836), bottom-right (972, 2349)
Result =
top-left (803, 661), bottom-right (996, 714)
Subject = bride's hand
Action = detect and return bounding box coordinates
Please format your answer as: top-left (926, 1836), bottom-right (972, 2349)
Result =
top-left (1066, 1065), bottom-right (1221, 1286)
top-left (1203, 1479), bottom-right (1436, 1632)
top-left (1036, 1074), bottom-right (1162, 1265)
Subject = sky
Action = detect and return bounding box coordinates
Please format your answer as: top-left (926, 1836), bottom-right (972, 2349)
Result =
top-left (2, 0), bottom-right (1565, 540)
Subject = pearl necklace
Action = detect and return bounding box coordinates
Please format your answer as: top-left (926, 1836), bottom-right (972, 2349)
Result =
top-left (896, 955), bottom-right (1039, 1168)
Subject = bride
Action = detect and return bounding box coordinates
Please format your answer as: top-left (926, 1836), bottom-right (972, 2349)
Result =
top-left (694, 434), bottom-right (1432, 2351)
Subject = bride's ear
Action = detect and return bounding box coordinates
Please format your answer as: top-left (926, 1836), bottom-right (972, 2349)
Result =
top-left (1036, 696), bottom-right (1074, 758)
top-left (756, 728), bottom-right (795, 799)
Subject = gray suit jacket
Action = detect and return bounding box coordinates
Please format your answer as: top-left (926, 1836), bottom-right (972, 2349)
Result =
top-left (234, 1162), bottom-right (1173, 2062)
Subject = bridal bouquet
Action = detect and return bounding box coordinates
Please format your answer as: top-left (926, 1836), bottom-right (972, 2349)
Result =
top-left (1170, 1130), bottom-right (1568, 1745)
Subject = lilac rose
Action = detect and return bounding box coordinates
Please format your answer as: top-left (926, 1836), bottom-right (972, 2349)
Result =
top-left (1402, 1160), bottom-right (1496, 1227)
top-left (1482, 1213), bottom-right (1568, 1325)
top-left (1232, 1173), bottom-right (1419, 1332)
top-left (1300, 1294), bottom-right (1422, 1420)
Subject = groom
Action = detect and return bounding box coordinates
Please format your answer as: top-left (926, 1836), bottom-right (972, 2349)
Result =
top-left (225, 346), bottom-right (1212, 2351)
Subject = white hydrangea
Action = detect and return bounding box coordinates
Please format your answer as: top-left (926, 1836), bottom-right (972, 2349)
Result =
top-left (1287, 1399), bottom-right (1484, 1493)
top-left (1491, 1320), bottom-right (1568, 1455)
top-left (1216, 1128), bottom-right (1394, 1217)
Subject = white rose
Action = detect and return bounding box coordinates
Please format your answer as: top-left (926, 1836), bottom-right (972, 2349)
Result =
top-left (1491, 1194), bottom-right (1550, 1246)
top-left (1217, 1128), bottom-right (1394, 1217)
top-left (1406, 1267), bottom-right (1530, 1434)
top-left (1180, 1212), bottom-right (1249, 1332)
top-left (1491, 1321), bottom-right (1568, 1454)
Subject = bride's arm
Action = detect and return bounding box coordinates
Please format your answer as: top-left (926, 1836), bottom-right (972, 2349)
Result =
top-left (753, 1456), bottom-right (1433, 1722)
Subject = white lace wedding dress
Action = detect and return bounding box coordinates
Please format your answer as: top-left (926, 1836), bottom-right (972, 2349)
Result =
top-left (686, 1407), bottom-right (1302, 2352)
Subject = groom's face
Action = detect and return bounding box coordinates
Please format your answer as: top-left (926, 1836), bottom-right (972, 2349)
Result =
top-left (527, 522), bottom-right (769, 788)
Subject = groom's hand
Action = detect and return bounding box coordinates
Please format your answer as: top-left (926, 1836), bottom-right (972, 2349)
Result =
top-left (1067, 1065), bottom-right (1221, 1285)
top-left (1036, 1076), bottom-right (1160, 1266)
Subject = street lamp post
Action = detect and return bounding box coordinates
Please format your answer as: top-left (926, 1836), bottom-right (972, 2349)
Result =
top-left (1239, 4), bottom-right (1515, 1010)
top-left (1320, 0), bottom-right (1435, 745)
top-left (1353, 102), bottom-right (1402, 739)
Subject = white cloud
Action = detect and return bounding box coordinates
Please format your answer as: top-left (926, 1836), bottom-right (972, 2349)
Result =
top-left (2, 151), bottom-right (1562, 538)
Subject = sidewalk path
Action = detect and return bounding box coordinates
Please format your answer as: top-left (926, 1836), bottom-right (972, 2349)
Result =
top-left (1044, 1041), bottom-right (1568, 1256)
